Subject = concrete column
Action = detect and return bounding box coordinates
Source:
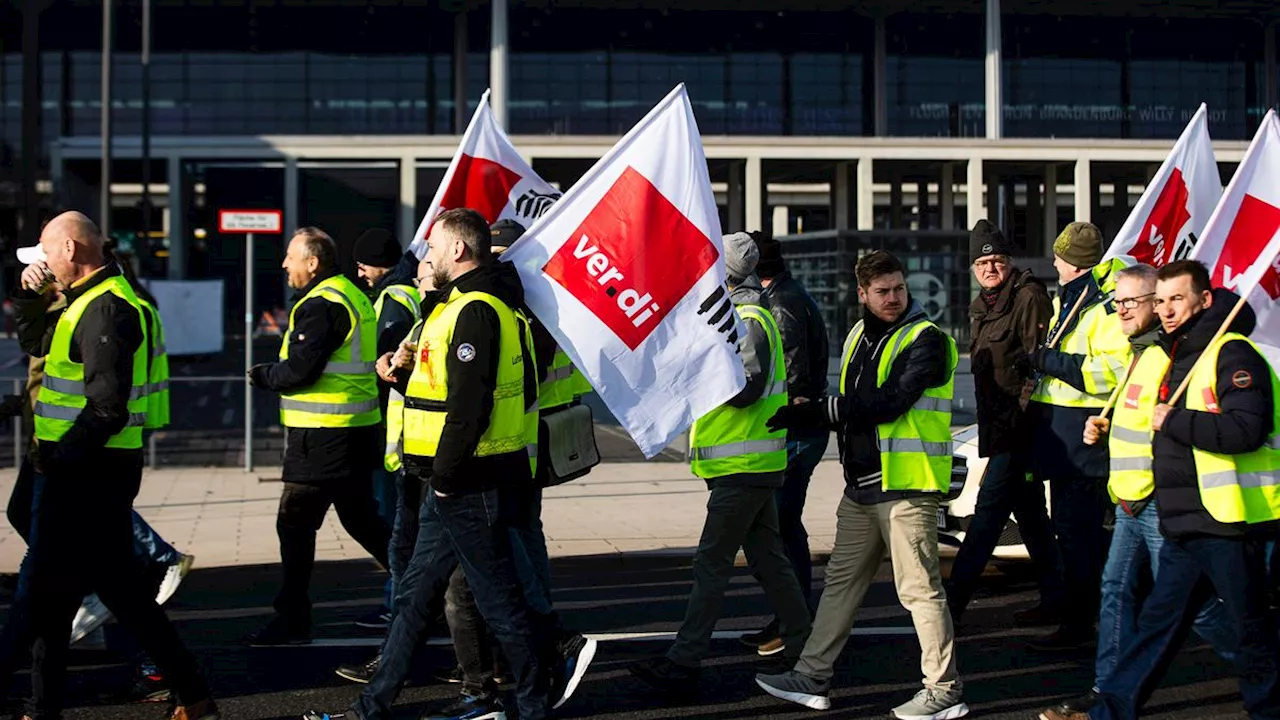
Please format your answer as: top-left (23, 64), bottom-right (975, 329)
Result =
top-left (888, 172), bottom-right (903, 229)
top-left (1267, 22), bottom-right (1277, 111)
top-left (727, 161), bottom-right (744, 232)
top-left (984, 0), bottom-right (1002, 139)
top-left (1074, 158), bottom-right (1091, 223)
top-left (856, 157), bottom-right (874, 230)
top-left (772, 206), bottom-right (789, 237)
top-left (940, 162), bottom-right (955, 230)
top-left (745, 156), bottom-right (764, 233)
top-left (833, 161), bottom-right (852, 229)
top-left (1044, 163), bottom-right (1058, 253)
top-left (966, 156), bottom-right (985, 228)
top-left (166, 156), bottom-right (184, 279)
top-left (399, 156), bottom-right (417, 248)
top-left (873, 15), bottom-right (887, 136)
top-left (283, 155), bottom-right (299, 300)
top-left (489, 0), bottom-right (509, 129)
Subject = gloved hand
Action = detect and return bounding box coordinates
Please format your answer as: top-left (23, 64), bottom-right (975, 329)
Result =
top-left (1012, 348), bottom-right (1045, 379)
top-left (766, 400), bottom-right (830, 432)
top-left (247, 363), bottom-right (272, 388)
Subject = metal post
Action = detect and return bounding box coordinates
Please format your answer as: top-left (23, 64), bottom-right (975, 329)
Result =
top-left (149, 432), bottom-right (157, 469)
top-left (984, 0), bottom-right (1003, 140)
top-left (100, 0), bottom-right (113, 237)
top-left (489, 0), bottom-right (508, 129)
top-left (12, 379), bottom-right (21, 468)
top-left (245, 233), bottom-right (254, 472)
top-left (140, 0), bottom-right (152, 248)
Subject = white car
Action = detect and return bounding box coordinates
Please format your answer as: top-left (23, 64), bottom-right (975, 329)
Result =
top-left (939, 424), bottom-right (1052, 561)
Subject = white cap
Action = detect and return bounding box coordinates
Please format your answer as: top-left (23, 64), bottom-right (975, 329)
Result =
top-left (16, 245), bottom-right (46, 265)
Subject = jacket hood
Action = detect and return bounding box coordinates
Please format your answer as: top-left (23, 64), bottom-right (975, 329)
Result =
top-left (445, 260), bottom-right (526, 310)
top-left (1159, 287), bottom-right (1256, 355)
top-left (1129, 320), bottom-right (1162, 352)
top-left (731, 275), bottom-right (766, 307)
top-left (371, 253), bottom-right (418, 296)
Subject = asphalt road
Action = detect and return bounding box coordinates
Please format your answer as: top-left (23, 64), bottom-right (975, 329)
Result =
top-left (0, 555), bottom-right (1255, 720)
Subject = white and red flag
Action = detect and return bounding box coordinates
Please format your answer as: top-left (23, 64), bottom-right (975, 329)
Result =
top-left (503, 84), bottom-right (746, 458)
top-left (409, 89), bottom-right (561, 258)
top-left (1103, 103), bottom-right (1221, 268)
top-left (1189, 109), bottom-right (1280, 358)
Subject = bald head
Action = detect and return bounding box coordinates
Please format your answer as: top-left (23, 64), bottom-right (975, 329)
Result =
top-left (38, 210), bottom-right (107, 285)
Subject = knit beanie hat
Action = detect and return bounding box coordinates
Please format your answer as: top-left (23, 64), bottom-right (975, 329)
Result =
top-left (752, 231), bottom-right (786, 279)
top-left (722, 232), bottom-right (759, 283)
top-left (969, 219), bottom-right (1014, 264)
top-left (1052, 221), bottom-right (1104, 268)
top-left (352, 228), bottom-right (401, 268)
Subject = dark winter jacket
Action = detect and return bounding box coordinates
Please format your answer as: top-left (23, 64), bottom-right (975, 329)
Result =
top-left (370, 253), bottom-right (421, 413)
top-left (252, 270), bottom-right (378, 485)
top-left (393, 262), bottom-right (538, 496)
top-left (969, 268), bottom-right (1052, 457)
top-left (1151, 288), bottom-right (1278, 540)
top-left (761, 271), bottom-right (830, 403)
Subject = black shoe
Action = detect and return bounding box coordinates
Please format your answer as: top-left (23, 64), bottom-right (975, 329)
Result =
top-left (249, 616), bottom-right (311, 647)
top-left (433, 665), bottom-right (508, 686)
top-left (420, 693), bottom-right (505, 720)
top-left (1056, 689), bottom-right (1100, 714)
top-left (1012, 602), bottom-right (1063, 627)
top-left (354, 608), bottom-right (392, 630)
top-left (1027, 625), bottom-right (1095, 652)
top-left (335, 653), bottom-right (380, 684)
top-left (628, 656), bottom-right (699, 694)
top-left (739, 618), bottom-right (781, 647)
top-left (551, 634), bottom-right (598, 709)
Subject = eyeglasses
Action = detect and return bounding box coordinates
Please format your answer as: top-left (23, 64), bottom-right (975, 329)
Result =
top-left (973, 258), bottom-right (1008, 270)
top-left (1116, 293), bottom-right (1155, 310)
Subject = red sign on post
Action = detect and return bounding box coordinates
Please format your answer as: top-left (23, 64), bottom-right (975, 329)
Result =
top-left (219, 209), bottom-right (283, 234)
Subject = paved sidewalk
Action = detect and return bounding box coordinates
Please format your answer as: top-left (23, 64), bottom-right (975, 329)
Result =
top-left (0, 461), bottom-right (848, 572)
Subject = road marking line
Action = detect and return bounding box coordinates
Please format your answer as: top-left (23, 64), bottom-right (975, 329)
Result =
top-left (285, 627), bottom-right (917, 649)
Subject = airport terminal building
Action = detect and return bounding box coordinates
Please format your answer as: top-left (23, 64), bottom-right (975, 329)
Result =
top-left (2, 0), bottom-right (1278, 317)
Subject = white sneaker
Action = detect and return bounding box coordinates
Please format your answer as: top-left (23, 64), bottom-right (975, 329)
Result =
top-left (891, 687), bottom-right (969, 720)
top-left (156, 554), bottom-right (195, 606)
top-left (70, 594), bottom-right (113, 646)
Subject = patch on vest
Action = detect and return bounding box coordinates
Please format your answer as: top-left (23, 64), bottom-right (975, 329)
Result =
top-left (1202, 386), bottom-right (1220, 413)
top-left (456, 343), bottom-right (476, 363)
top-left (1125, 383), bottom-right (1142, 409)
top-left (1233, 370), bottom-right (1253, 389)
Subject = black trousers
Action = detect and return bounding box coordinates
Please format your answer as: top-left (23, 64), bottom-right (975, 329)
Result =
top-left (274, 476), bottom-right (392, 627)
top-left (26, 452), bottom-right (210, 719)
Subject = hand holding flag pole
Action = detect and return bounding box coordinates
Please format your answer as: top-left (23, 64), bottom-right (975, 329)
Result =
top-left (1164, 228), bottom-right (1280, 409)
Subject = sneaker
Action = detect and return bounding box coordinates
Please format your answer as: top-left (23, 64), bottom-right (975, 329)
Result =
top-left (1054, 688), bottom-right (1099, 715)
top-left (1039, 710), bottom-right (1089, 720)
top-left (70, 594), bottom-right (113, 646)
top-left (156, 554), bottom-right (195, 606)
top-left (755, 669), bottom-right (831, 711)
top-left (169, 698), bottom-right (220, 720)
top-left (354, 608), bottom-right (392, 630)
top-left (302, 713), bottom-right (356, 720)
top-left (628, 656), bottom-right (699, 694)
top-left (248, 616), bottom-right (311, 647)
top-left (420, 693), bottom-right (505, 720)
top-left (131, 660), bottom-right (171, 703)
top-left (1026, 626), bottom-right (1094, 652)
top-left (756, 637), bottom-right (786, 656)
top-left (434, 665), bottom-right (509, 686)
top-left (551, 633), bottom-right (597, 709)
top-left (335, 653), bottom-right (380, 684)
top-left (740, 619), bottom-right (781, 647)
top-left (1013, 602), bottom-right (1063, 627)
top-left (890, 687), bottom-right (969, 720)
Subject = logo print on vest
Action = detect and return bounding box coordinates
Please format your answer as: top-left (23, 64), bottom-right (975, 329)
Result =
top-left (1125, 383), bottom-right (1143, 410)
top-left (456, 343), bottom-right (476, 363)
top-left (1202, 386), bottom-right (1220, 413)
top-left (1232, 370), bottom-right (1253, 389)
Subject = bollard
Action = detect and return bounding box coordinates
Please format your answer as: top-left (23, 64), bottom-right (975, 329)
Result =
top-left (149, 431), bottom-right (158, 470)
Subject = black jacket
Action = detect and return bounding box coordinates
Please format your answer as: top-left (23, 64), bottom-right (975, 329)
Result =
top-left (826, 299), bottom-right (951, 502)
top-left (761, 271), bottom-right (830, 402)
top-left (1152, 288), bottom-right (1277, 540)
top-left (969, 268), bottom-right (1052, 457)
top-left (394, 262), bottom-right (537, 496)
top-left (252, 271), bottom-right (377, 484)
top-left (12, 263), bottom-right (145, 471)
top-left (370, 253), bottom-right (420, 413)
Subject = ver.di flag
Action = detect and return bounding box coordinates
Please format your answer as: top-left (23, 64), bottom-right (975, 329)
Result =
top-left (502, 84), bottom-right (746, 458)
top-left (1103, 103), bottom-right (1221, 267)
top-left (409, 89), bottom-right (561, 258)
top-left (1189, 109), bottom-right (1280, 364)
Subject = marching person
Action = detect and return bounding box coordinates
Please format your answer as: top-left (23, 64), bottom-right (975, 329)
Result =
top-left (352, 228), bottom-right (421, 631)
top-left (629, 232), bottom-right (811, 693)
top-left (946, 219), bottom-right (1063, 624)
top-left (1046, 262), bottom-right (1237, 717)
top-left (755, 250), bottom-right (967, 720)
top-left (1023, 222), bottom-right (1129, 648)
top-left (1041, 259), bottom-right (1280, 719)
top-left (11, 210), bottom-right (218, 720)
top-left (248, 226), bottom-right (391, 646)
top-left (302, 208), bottom-right (552, 720)
top-left (738, 230), bottom-right (831, 656)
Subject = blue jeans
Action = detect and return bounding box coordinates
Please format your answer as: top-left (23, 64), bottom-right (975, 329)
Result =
top-left (1048, 474), bottom-right (1112, 628)
top-left (387, 470), bottom-right (419, 607)
top-left (1094, 501), bottom-right (1237, 688)
top-left (0, 466), bottom-right (46, 698)
top-left (372, 467), bottom-right (399, 610)
top-left (355, 487), bottom-right (547, 720)
top-left (948, 452), bottom-right (1064, 615)
top-left (776, 430), bottom-right (829, 612)
top-left (509, 483), bottom-right (553, 616)
top-left (1092, 536), bottom-right (1280, 720)
top-left (132, 511), bottom-right (181, 567)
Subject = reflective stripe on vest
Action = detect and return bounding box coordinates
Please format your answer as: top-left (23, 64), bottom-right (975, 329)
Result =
top-left (402, 289), bottom-right (528, 465)
top-left (839, 317), bottom-right (958, 492)
top-left (689, 304), bottom-right (788, 479)
top-left (138, 298), bottom-right (171, 430)
top-left (1107, 346), bottom-right (1168, 503)
top-left (383, 316), bottom-right (426, 472)
top-left (374, 283), bottom-right (422, 326)
top-left (1030, 294), bottom-right (1129, 409)
top-left (1186, 333), bottom-right (1280, 525)
top-left (279, 276), bottom-right (382, 428)
top-left (540, 349), bottom-right (593, 411)
top-left (518, 310), bottom-right (540, 476)
top-left (35, 274), bottom-right (150, 449)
